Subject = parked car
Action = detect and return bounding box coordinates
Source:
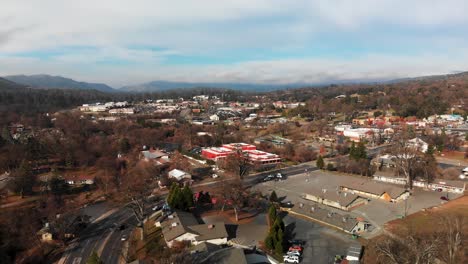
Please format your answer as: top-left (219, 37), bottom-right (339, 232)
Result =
top-left (276, 173), bottom-right (284, 179)
top-left (263, 175), bottom-right (275, 181)
top-left (212, 174), bottom-right (219, 179)
top-left (440, 196), bottom-right (449, 201)
top-left (287, 250), bottom-right (301, 256)
top-left (283, 255), bottom-right (300, 263)
top-left (289, 245), bottom-right (303, 252)
top-left (119, 224), bottom-right (126, 230)
top-left (282, 201), bottom-right (294, 208)
top-left (121, 234), bottom-right (128, 241)
top-left (289, 239), bottom-right (305, 246)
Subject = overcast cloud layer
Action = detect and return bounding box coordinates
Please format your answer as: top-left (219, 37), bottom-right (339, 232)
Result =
top-left (1, 0), bottom-right (468, 86)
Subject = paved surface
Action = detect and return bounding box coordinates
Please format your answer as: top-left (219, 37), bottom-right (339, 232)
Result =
top-left (253, 170), bottom-right (462, 238)
top-left (283, 214), bottom-right (356, 264)
top-left (58, 203), bottom-right (136, 264)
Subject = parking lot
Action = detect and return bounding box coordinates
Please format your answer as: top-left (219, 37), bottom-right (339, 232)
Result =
top-left (283, 213), bottom-right (356, 264)
top-left (253, 169), bottom-right (461, 237)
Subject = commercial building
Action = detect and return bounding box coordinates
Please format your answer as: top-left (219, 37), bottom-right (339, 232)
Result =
top-left (201, 143), bottom-right (281, 166)
top-left (302, 189), bottom-right (369, 211)
top-left (340, 181), bottom-right (409, 202)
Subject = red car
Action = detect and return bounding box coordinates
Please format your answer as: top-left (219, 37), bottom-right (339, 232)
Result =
top-left (289, 246), bottom-right (303, 252)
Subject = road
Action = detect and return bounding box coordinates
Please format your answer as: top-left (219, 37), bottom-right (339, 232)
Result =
top-left (59, 205), bottom-right (135, 264)
top-left (57, 163), bottom-right (317, 264)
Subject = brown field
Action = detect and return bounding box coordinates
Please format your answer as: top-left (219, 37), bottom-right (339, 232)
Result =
top-left (362, 195), bottom-right (468, 264)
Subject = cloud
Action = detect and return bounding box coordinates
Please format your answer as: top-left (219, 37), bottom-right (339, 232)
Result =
top-left (1, 0), bottom-right (468, 85)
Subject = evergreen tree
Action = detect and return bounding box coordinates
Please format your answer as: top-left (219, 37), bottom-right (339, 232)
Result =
top-left (11, 160), bottom-right (35, 198)
top-left (275, 228), bottom-right (284, 255)
top-left (167, 182), bottom-right (179, 207)
top-left (356, 142), bottom-right (367, 159)
top-left (427, 144), bottom-right (435, 156)
top-left (265, 234), bottom-right (274, 250)
top-left (268, 205), bottom-right (277, 226)
top-left (119, 138), bottom-right (131, 154)
top-left (316, 155), bottom-right (325, 169)
top-left (349, 141), bottom-right (356, 159)
top-left (182, 185), bottom-right (194, 210)
top-left (172, 186), bottom-right (183, 209)
top-left (269, 190), bottom-right (278, 203)
top-left (87, 251), bottom-right (104, 264)
top-left (1, 127), bottom-right (13, 144)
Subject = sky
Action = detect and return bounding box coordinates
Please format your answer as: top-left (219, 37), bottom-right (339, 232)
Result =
top-left (1, 0), bottom-right (468, 87)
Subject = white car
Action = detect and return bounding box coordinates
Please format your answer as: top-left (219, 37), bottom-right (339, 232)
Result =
top-left (121, 234), bottom-right (128, 241)
top-left (276, 173), bottom-right (283, 179)
top-left (283, 255), bottom-right (300, 263)
top-left (212, 174), bottom-right (219, 179)
top-left (287, 250), bottom-right (301, 256)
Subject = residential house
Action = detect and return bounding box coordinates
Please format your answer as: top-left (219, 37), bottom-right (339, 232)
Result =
top-left (63, 175), bottom-right (95, 186)
top-left (407, 137), bottom-right (429, 153)
top-left (37, 223), bottom-right (54, 242)
top-left (140, 148), bottom-right (170, 164)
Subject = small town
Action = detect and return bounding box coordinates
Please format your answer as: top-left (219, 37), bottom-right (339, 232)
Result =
top-left (1, 2), bottom-right (468, 264)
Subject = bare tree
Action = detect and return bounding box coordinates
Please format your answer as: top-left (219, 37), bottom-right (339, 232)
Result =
top-left (390, 132), bottom-right (422, 190)
top-left (223, 150), bottom-right (252, 181)
top-left (218, 180), bottom-right (251, 222)
top-left (438, 214), bottom-right (465, 264)
top-left (375, 233), bottom-right (439, 264)
top-left (120, 162), bottom-right (155, 235)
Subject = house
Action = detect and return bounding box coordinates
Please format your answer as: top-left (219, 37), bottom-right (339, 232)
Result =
top-left (371, 154), bottom-right (396, 168)
top-left (63, 175), bottom-right (95, 186)
top-left (209, 114), bottom-right (220, 121)
top-left (158, 211), bottom-right (228, 247)
top-left (407, 137), bottom-right (429, 153)
top-left (140, 149), bottom-right (170, 164)
top-left (37, 223), bottom-right (54, 242)
top-left (168, 169), bottom-right (192, 181)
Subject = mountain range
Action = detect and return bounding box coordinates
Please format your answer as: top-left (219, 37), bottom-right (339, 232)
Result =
top-left (2, 71), bottom-right (468, 93)
top-left (119, 80), bottom-right (311, 92)
top-left (4, 74), bottom-right (116, 93)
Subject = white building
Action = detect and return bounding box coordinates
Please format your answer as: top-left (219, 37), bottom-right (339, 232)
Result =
top-left (209, 114), bottom-right (220, 121)
top-left (168, 169), bottom-right (192, 181)
top-left (108, 108), bottom-right (135, 115)
top-left (407, 137), bottom-right (429, 153)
